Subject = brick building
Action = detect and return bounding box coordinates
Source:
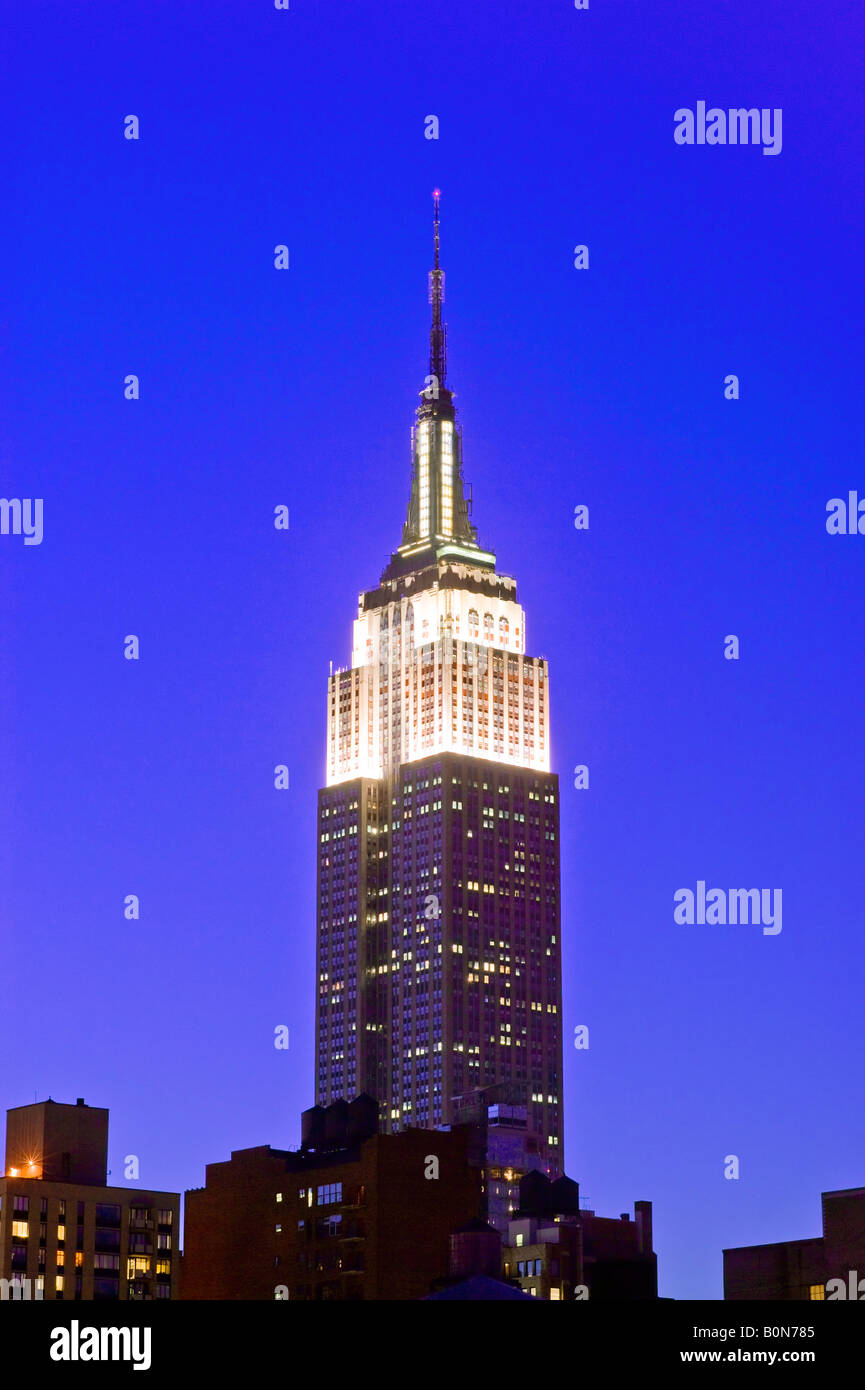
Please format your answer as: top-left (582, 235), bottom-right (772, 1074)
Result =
top-left (181, 1096), bottom-right (481, 1301)
top-left (724, 1186), bottom-right (865, 1300)
top-left (502, 1171), bottom-right (657, 1300)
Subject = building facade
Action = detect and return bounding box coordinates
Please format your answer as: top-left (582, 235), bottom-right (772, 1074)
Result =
top-left (449, 1080), bottom-right (545, 1234)
top-left (181, 1096), bottom-right (482, 1301)
top-left (0, 1098), bottom-right (179, 1301)
top-left (315, 195), bottom-right (563, 1171)
top-left (503, 1171), bottom-right (657, 1301)
top-left (724, 1186), bottom-right (865, 1300)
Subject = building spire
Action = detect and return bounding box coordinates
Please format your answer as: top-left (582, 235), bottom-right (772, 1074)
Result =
top-left (429, 188), bottom-right (447, 391)
top-left (383, 191), bottom-right (490, 577)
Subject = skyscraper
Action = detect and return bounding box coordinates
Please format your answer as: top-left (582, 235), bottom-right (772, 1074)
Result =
top-left (315, 194), bottom-right (563, 1172)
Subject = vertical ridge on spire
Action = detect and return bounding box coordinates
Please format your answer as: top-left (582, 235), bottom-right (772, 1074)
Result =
top-left (429, 188), bottom-right (447, 391)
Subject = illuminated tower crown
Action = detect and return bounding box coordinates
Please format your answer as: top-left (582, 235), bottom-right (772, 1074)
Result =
top-left (386, 191), bottom-right (492, 581)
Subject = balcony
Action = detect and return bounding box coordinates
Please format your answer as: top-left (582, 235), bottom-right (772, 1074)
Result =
top-left (340, 1187), bottom-right (366, 1209)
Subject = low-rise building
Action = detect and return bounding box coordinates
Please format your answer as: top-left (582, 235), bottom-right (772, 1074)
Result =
top-left (0, 1098), bottom-right (179, 1301)
top-left (503, 1171), bottom-right (657, 1300)
top-left (181, 1095), bottom-right (482, 1300)
top-left (724, 1187), bottom-right (865, 1300)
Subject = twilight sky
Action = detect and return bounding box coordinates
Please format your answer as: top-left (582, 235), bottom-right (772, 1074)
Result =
top-left (2, 0), bottom-right (863, 1299)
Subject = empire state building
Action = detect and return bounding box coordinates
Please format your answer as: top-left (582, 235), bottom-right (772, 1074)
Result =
top-left (315, 194), bottom-right (563, 1172)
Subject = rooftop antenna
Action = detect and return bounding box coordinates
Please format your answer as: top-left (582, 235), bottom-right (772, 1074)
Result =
top-left (428, 189), bottom-right (447, 390)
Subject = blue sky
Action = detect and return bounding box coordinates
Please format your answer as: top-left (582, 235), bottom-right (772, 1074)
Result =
top-left (1, 0), bottom-right (863, 1298)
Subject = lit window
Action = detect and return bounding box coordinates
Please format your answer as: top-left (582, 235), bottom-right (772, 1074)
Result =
top-left (810, 1284), bottom-right (825, 1300)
